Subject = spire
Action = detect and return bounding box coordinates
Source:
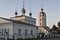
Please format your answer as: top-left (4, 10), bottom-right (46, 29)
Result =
top-left (41, 5), bottom-right (43, 12)
top-left (23, 1), bottom-right (24, 8)
top-left (41, 8), bottom-right (43, 12)
top-left (29, 8), bottom-right (32, 17)
top-left (21, 1), bottom-right (26, 16)
top-left (15, 7), bottom-right (18, 17)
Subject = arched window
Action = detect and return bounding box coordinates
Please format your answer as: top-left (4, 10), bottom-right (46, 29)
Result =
top-left (18, 29), bottom-right (21, 35)
top-left (25, 29), bottom-right (27, 36)
top-left (31, 30), bottom-right (33, 35)
top-left (40, 15), bottom-right (41, 17)
top-left (40, 23), bottom-right (41, 25)
top-left (40, 19), bottom-right (41, 21)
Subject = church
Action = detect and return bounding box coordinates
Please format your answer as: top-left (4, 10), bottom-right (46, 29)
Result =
top-left (0, 2), bottom-right (50, 40)
top-left (0, 4), bottom-right (38, 40)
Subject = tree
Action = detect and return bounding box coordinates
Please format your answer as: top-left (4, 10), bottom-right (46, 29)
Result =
top-left (51, 25), bottom-right (58, 34)
top-left (52, 25), bottom-right (58, 30)
top-left (57, 21), bottom-right (60, 33)
top-left (58, 21), bottom-right (60, 27)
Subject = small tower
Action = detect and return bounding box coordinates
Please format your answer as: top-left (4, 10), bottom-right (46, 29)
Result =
top-left (38, 8), bottom-right (46, 27)
top-left (29, 8), bottom-right (32, 17)
top-left (21, 1), bottom-right (26, 16)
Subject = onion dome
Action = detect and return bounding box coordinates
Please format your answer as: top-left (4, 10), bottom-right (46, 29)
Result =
top-left (21, 1), bottom-right (26, 15)
top-left (41, 8), bottom-right (43, 12)
top-left (15, 11), bottom-right (18, 17)
top-left (29, 12), bottom-right (32, 17)
top-left (40, 8), bottom-right (46, 16)
top-left (29, 8), bottom-right (32, 17)
top-left (14, 7), bottom-right (18, 17)
top-left (21, 7), bottom-right (26, 14)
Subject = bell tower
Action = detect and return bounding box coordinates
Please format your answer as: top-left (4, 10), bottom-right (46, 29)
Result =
top-left (38, 8), bottom-right (46, 27)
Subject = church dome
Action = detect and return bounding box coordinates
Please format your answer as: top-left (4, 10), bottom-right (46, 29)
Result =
top-left (29, 12), bottom-right (32, 17)
top-left (15, 12), bottom-right (18, 15)
top-left (39, 8), bottom-right (46, 15)
top-left (29, 8), bottom-right (32, 17)
top-left (15, 11), bottom-right (18, 17)
top-left (21, 7), bottom-right (26, 14)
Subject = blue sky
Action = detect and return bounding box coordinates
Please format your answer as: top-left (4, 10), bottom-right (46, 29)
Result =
top-left (0, 0), bottom-right (60, 28)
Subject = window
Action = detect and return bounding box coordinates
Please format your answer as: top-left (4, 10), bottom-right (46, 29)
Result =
top-left (4, 29), bottom-right (9, 35)
top-left (40, 23), bottom-right (41, 25)
top-left (40, 19), bottom-right (41, 21)
top-left (40, 15), bottom-right (41, 17)
top-left (18, 29), bottom-right (21, 35)
top-left (43, 14), bottom-right (44, 16)
top-left (31, 30), bottom-right (33, 35)
top-left (25, 29), bottom-right (27, 36)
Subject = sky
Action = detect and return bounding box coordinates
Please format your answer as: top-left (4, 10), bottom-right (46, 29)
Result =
top-left (0, 0), bottom-right (60, 28)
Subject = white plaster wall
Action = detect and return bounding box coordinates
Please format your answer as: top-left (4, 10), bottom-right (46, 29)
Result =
top-left (13, 23), bottom-right (38, 38)
top-left (25, 16), bottom-right (36, 25)
top-left (38, 12), bottom-right (46, 27)
top-left (0, 20), bottom-right (37, 39)
top-left (0, 22), bottom-right (14, 39)
top-left (0, 22), bottom-right (13, 35)
top-left (42, 14), bottom-right (46, 27)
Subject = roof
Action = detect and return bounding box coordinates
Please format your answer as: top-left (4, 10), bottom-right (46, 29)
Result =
top-left (0, 17), bottom-right (37, 28)
top-left (0, 17), bottom-right (11, 21)
top-left (39, 26), bottom-right (50, 32)
top-left (11, 15), bottom-right (36, 20)
top-left (43, 26), bottom-right (51, 32)
top-left (40, 12), bottom-right (46, 15)
top-left (12, 20), bottom-right (37, 28)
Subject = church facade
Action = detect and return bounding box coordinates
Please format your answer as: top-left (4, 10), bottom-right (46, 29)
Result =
top-left (0, 16), bottom-right (38, 39)
top-left (0, 4), bottom-right (38, 39)
top-left (0, 1), bottom-right (51, 39)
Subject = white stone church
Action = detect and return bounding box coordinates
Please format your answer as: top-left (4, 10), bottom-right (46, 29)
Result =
top-left (0, 5), bottom-right (38, 39)
top-left (0, 2), bottom-right (50, 40)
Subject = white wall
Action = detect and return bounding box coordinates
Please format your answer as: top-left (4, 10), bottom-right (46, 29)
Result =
top-left (13, 23), bottom-right (38, 38)
top-left (0, 20), bottom-right (38, 39)
top-left (0, 22), bottom-right (13, 35)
